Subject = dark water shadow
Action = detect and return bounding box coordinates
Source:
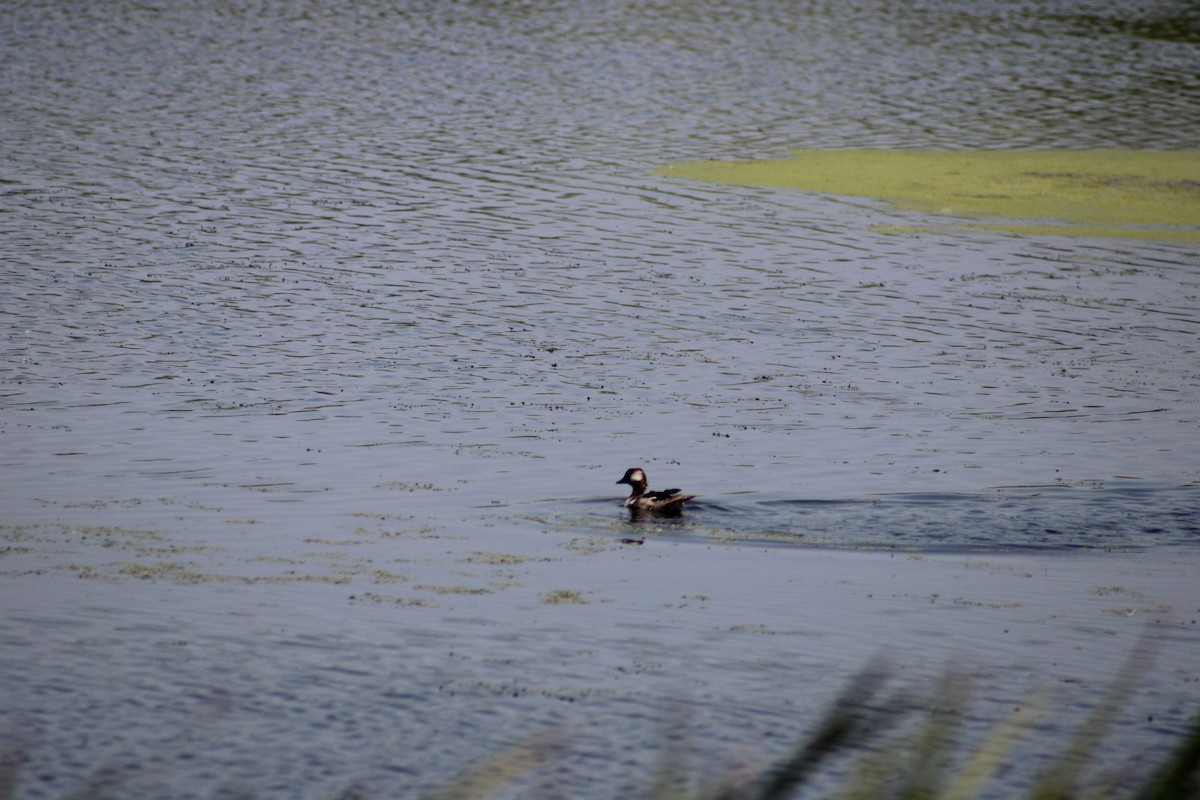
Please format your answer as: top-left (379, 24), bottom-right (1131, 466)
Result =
top-left (559, 484), bottom-right (1200, 554)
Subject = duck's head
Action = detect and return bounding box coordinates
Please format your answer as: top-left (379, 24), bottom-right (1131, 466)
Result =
top-left (616, 467), bottom-right (648, 492)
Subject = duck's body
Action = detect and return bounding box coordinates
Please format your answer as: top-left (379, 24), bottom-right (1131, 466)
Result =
top-left (616, 467), bottom-right (695, 517)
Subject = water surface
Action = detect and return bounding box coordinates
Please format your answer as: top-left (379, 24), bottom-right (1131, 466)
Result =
top-left (2, 0), bottom-right (1199, 796)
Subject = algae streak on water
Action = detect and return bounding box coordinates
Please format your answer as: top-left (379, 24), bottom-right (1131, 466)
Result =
top-left (656, 150), bottom-right (1200, 243)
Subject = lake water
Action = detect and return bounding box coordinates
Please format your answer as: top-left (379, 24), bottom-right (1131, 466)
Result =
top-left (2, 1), bottom-right (1198, 797)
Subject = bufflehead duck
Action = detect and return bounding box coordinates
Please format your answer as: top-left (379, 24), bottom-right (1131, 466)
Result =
top-left (616, 467), bottom-right (695, 517)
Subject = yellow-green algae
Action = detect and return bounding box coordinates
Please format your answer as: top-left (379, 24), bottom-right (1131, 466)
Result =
top-left (656, 150), bottom-right (1200, 243)
top-left (541, 589), bottom-right (587, 604)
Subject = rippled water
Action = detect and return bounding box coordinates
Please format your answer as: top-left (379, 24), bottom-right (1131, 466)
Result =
top-left (2, 0), bottom-right (1199, 797)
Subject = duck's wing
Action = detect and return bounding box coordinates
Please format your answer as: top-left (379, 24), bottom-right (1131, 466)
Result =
top-left (647, 488), bottom-right (682, 500)
top-left (651, 493), bottom-right (696, 517)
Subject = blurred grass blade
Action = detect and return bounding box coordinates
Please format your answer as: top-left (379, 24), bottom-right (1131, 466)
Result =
top-left (837, 725), bottom-right (906, 800)
top-left (1132, 713), bottom-right (1200, 800)
top-left (420, 735), bottom-right (561, 800)
top-left (647, 709), bottom-right (693, 800)
top-left (938, 692), bottom-right (1048, 800)
top-left (896, 668), bottom-right (972, 800)
top-left (1029, 627), bottom-right (1162, 800)
top-left (0, 732), bottom-right (24, 800)
top-left (750, 660), bottom-right (898, 800)
top-left (59, 764), bottom-right (132, 800)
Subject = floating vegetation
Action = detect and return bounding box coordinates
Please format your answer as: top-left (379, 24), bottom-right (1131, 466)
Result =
top-left (374, 481), bottom-right (460, 493)
top-left (462, 551), bottom-right (531, 566)
top-left (657, 150), bottom-right (1200, 242)
top-left (413, 584), bottom-right (493, 596)
top-left (540, 589), bottom-right (587, 605)
top-left (368, 569), bottom-right (409, 584)
top-left (119, 561), bottom-right (208, 583)
top-left (348, 592), bottom-right (434, 607)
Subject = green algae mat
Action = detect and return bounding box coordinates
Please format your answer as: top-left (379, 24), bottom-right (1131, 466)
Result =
top-left (656, 150), bottom-right (1200, 243)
